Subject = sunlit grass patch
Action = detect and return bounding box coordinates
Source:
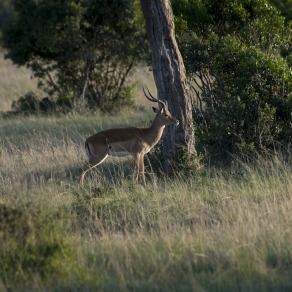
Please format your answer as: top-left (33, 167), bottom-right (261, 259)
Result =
top-left (0, 112), bottom-right (291, 290)
top-left (0, 51), bottom-right (41, 112)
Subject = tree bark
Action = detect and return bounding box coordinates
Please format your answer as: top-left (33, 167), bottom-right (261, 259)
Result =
top-left (140, 0), bottom-right (196, 175)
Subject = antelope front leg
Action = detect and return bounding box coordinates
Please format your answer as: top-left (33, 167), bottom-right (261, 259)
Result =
top-left (139, 154), bottom-right (146, 185)
top-left (133, 153), bottom-right (146, 184)
top-left (134, 153), bottom-right (140, 182)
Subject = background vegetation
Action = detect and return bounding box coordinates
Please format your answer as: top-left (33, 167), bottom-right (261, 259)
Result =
top-left (2, 0), bottom-right (147, 113)
top-left (173, 0), bottom-right (291, 158)
top-left (1, 0), bottom-right (291, 158)
top-left (0, 0), bottom-right (291, 290)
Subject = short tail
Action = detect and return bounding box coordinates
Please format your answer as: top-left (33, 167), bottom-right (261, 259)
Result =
top-left (85, 142), bottom-right (91, 162)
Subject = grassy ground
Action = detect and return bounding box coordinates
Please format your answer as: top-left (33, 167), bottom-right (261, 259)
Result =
top-left (0, 112), bottom-right (292, 291)
top-left (1, 49), bottom-right (292, 291)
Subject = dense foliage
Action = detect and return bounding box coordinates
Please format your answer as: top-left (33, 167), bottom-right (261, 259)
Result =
top-left (269, 0), bottom-right (292, 23)
top-left (0, 0), bottom-right (13, 33)
top-left (173, 0), bottom-right (292, 159)
top-left (3, 0), bottom-right (147, 112)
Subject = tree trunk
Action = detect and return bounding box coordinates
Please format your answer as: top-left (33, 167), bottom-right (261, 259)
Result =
top-left (140, 0), bottom-right (196, 175)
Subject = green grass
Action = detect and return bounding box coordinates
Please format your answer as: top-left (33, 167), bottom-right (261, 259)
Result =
top-left (0, 112), bottom-right (292, 291)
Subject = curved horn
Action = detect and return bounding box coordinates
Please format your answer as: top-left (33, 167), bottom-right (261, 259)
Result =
top-left (142, 86), bottom-right (167, 110)
top-left (142, 86), bottom-right (157, 102)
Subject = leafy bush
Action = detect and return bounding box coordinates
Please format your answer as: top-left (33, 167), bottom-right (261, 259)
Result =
top-left (197, 38), bottom-right (292, 155)
top-left (11, 92), bottom-right (39, 114)
top-left (3, 0), bottom-right (147, 112)
top-left (0, 203), bottom-right (75, 286)
top-left (173, 0), bottom-right (292, 159)
top-left (11, 92), bottom-right (73, 115)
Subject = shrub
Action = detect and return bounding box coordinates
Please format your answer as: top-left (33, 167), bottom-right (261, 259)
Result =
top-left (0, 203), bottom-right (75, 286)
top-left (11, 92), bottom-right (74, 115)
top-left (173, 0), bottom-right (292, 159)
top-left (3, 0), bottom-right (147, 112)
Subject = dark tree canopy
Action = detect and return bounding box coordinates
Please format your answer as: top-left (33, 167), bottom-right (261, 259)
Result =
top-left (172, 0), bottom-right (292, 158)
top-left (3, 0), bottom-right (147, 112)
top-left (0, 0), bottom-right (13, 33)
top-left (269, 0), bottom-right (292, 23)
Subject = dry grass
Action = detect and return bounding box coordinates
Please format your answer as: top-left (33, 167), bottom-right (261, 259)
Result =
top-left (130, 65), bottom-right (156, 107)
top-left (0, 112), bottom-right (291, 291)
top-left (0, 50), bottom-right (41, 112)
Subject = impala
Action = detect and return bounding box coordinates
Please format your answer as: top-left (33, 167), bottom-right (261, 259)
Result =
top-left (79, 87), bottom-right (179, 185)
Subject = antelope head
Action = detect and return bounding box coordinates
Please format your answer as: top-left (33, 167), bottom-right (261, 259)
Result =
top-left (142, 86), bottom-right (179, 126)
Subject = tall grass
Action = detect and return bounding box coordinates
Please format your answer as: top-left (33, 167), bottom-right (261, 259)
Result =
top-left (0, 112), bottom-right (292, 291)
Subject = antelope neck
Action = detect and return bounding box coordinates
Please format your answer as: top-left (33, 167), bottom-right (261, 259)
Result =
top-left (145, 116), bottom-right (165, 145)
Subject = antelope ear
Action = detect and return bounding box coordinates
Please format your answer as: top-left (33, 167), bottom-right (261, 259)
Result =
top-left (152, 107), bottom-right (163, 114)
